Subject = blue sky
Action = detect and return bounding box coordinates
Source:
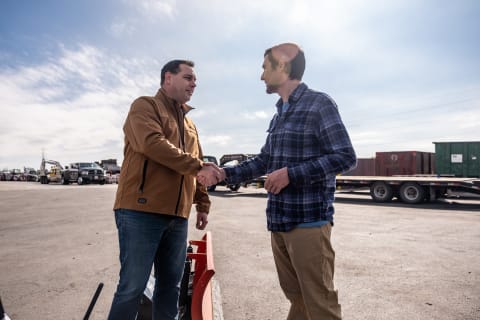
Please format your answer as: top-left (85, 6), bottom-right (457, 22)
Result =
top-left (1, 0), bottom-right (479, 170)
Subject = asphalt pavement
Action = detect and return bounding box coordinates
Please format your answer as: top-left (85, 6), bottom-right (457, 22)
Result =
top-left (0, 182), bottom-right (479, 319)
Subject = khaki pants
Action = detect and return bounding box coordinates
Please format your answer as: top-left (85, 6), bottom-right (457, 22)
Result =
top-left (271, 224), bottom-right (342, 320)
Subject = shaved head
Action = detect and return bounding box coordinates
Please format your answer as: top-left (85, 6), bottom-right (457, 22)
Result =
top-left (264, 42), bottom-right (305, 80)
top-left (271, 43), bottom-right (301, 63)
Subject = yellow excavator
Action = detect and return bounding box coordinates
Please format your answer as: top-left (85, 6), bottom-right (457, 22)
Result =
top-left (38, 157), bottom-right (65, 184)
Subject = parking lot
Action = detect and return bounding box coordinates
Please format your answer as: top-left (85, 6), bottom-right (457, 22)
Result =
top-left (0, 182), bottom-right (479, 319)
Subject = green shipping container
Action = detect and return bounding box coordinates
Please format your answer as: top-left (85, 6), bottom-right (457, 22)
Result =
top-left (433, 141), bottom-right (480, 178)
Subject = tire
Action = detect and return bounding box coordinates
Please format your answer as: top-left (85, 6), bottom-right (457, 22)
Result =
top-left (61, 176), bottom-right (69, 185)
top-left (77, 177), bottom-right (84, 185)
top-left (370, 181), bottom-right (393, 202)
top-left (399, 182), bottom-right (425, 204)
top-left (207, 185), bottom-right (216, 192)
top-left (229, 184), bottom-right (241, 192)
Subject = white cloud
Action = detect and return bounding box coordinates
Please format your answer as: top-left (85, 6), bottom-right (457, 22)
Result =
top-left (0, 44), bottom-right (160, 168)
top-left (131, 0), bottom-right (177, 20)
top-left (203, 135), bottom-right (232, 146)
top-left (242, 111), bottom-right (269, 120)
top-left (109, 21), bottom-right (136, 38)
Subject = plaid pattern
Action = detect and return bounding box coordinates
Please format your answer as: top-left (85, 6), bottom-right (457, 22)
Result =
top-left (224, 83), bottom-right (356, 232)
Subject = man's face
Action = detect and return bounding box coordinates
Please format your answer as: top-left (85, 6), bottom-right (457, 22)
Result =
top-left (166, 64), bottom-right (197, 104)
top-left (261, 55), bottom-right (287, 94)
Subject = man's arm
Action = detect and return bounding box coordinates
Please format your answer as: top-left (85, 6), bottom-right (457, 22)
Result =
top-left (223, 153), bottom-right (269, 185)
top-left (193, 180), bottom-right (210, 230)
top-left (124, 98), bottom-right (204, 176)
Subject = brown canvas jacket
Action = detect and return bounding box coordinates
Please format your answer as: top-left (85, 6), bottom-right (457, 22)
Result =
top-left (113, 88), bottom-right (210, 218)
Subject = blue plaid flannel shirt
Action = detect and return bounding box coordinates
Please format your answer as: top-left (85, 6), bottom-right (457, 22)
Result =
top-left (224, 83), bottom-right (357, 232)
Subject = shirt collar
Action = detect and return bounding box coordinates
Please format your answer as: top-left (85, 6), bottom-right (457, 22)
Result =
top-left (275, 82), bottom-right (308, 109)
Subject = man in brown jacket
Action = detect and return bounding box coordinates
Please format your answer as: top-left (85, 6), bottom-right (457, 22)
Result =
top-left (108, 60), bottom-right (220, 320)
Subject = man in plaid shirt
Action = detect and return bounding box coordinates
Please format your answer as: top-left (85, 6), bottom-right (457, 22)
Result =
top-left (199, 43), bottom-right (356, 319)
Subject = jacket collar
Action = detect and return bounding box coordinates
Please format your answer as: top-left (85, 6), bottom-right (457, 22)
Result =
top-left (155, 88), bottom-right (194, 114)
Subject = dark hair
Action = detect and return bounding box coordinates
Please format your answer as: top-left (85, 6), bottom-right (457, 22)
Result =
top-left (160, 60), bottom-right (195, 85)
top-left (289, 50), bottom-right (305, 80)
top-left (263, 47), bottom-right (305, 81)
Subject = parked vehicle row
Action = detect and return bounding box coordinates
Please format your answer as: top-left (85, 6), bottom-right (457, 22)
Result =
top-left (3, 157), bottom-right (122, 186)
top-left (39, 158), bottom-right (109, 185)
top-left (1, 168), bottom-right (39, 182)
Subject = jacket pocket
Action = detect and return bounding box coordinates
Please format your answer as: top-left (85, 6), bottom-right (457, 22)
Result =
top-left (138, 159), bottom-right (148, 192)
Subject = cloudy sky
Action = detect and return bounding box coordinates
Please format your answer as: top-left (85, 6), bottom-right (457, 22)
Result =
top-left (1, 0), bottom-right (479, 170)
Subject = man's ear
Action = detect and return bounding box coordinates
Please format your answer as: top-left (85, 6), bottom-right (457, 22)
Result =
top-left (280, 61), bottom-right (291, 75)
top-left (164, 72), bottom-right (172, 85)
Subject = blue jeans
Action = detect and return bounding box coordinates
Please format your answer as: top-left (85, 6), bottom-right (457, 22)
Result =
top-left (108, 208), bottom-right (188, 320)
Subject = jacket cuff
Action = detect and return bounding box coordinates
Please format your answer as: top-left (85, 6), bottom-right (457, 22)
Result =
top-left (196, 203), bottom-right (210, 214)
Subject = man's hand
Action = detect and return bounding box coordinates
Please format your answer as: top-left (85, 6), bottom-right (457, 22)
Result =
top-left (196, 212), bottom-right (208, 230)
top-left (197, 163), bottom-right (225, 187)
top-left (264, 167), bottom-right (289, 194)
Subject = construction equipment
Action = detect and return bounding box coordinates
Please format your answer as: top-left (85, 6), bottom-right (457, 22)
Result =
top-left (39, 157), bottom-right (65, 184)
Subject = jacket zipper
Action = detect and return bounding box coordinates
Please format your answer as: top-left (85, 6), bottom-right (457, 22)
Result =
top-left (174, 106), bottom-right (186, 215)
top-left (174, 175), bottom-right (184, 214)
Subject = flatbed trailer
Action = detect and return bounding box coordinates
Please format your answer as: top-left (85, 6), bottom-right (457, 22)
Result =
top-left (336, 176), bottom-right (480, 204)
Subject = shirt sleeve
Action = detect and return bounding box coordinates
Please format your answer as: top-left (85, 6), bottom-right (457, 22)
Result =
top-left (224, 151), bottom-right (268, 185)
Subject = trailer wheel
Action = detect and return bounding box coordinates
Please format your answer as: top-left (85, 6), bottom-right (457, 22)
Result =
top-left (399, 182), bottom-right (425, 204)
top-left (370, 181), bottom-right (393, 202)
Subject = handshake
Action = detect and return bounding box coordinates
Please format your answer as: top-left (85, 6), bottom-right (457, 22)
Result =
top-left (197, 163), bottom-right (226, 187)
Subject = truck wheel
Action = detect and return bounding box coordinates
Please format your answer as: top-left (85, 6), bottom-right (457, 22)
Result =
top-left (61, 177), bottom-right (68, 185)
top-left (399, 182), bottom-right (425, 204)
top-left (370, 181), bottom-right (393, 202)
top-left (77, 177), bottom-right (84, 185)
top-left (229, 184), bottom-right (241, 192)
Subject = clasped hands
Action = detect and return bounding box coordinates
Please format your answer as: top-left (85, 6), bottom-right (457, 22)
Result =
top-left (197, 163), bottom-right (290, 194)
top-left (197, 163), bottom-right (225, 187)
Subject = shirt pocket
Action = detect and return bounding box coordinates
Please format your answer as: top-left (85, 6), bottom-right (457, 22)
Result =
top-left (272, 121), bottom-right (317, 156)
